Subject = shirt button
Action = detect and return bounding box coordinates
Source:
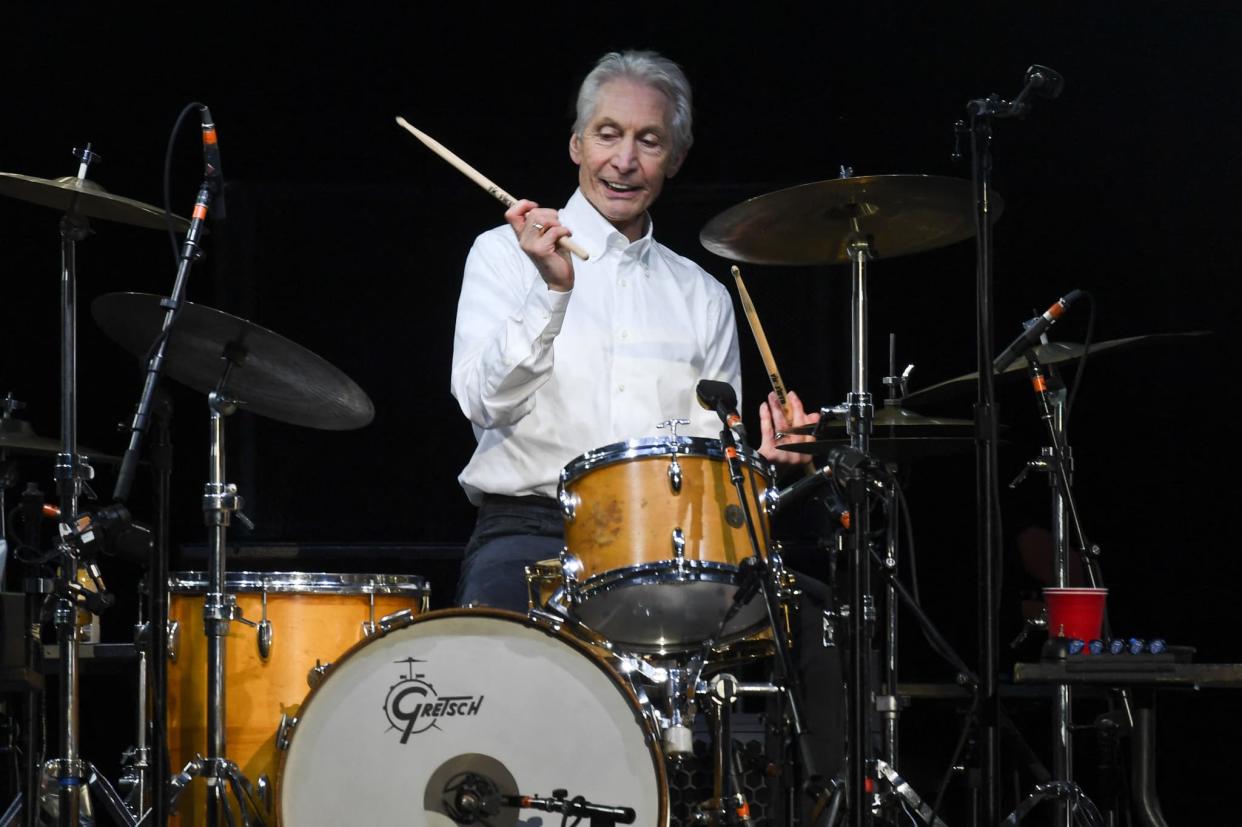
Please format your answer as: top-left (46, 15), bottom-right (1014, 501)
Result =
top-left (619, 279), bottom-right (628, 287)
top-left (618, 384), bottom-right (625, 392)
top-left (620, 329), bottom-right (629, 340)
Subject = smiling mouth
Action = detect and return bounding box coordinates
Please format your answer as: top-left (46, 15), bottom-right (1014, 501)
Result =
top-left (603, 180), bottom-right (641, 193)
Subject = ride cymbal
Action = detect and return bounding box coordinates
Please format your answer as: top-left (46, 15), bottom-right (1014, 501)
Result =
top-left (700, 175), bottom-right (1000, 266)
top-left (92, 293), bottom-right (374, 430)
top-left (901, 331), bottom-right (1211, 408)
top-left (0, 172), bottom-right (189, 231)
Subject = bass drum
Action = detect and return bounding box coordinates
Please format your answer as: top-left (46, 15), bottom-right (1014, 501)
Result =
top-left (277, 609), bottom-right (669, 826)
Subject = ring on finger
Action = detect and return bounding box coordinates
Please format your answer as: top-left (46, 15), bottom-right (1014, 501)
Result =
top-left (532, 222), bottom-right (546, 233)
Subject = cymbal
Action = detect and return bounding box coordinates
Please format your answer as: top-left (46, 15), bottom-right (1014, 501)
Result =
top-left (92, 293), bottom-right (375, 430)
top-left (700, 175), bottom-right (999, 266)
top-left (777, 404), bottom-right (975, 463)
top-left (0, 172), bottom-right (189, 232)
top-left (0, 417), bottom-right (120, 464)
top-left (901, 331), bottom-right (1211, 407)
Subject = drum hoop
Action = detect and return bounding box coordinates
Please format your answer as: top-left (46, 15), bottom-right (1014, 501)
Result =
top-left (166, 571), bottom-right (429, 595)
top-left (274, 607), bottom-right (670, 826)
top-left (578, 560), bottom-right (743, 594)
top-left (559, 435), bottom-right (770, 484)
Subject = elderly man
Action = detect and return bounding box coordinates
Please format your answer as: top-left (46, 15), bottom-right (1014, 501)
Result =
top-left (449, 49), bottom-right (841, 809)
top-left (451, 50), bottom-right (815, 607)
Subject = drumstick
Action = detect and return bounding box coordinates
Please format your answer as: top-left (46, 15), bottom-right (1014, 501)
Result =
top-left (395, 116), bottom-right (590, 261)
top-left (731, 265), bottom-right (791, 421)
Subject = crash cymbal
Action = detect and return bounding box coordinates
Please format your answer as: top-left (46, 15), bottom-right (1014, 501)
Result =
top-left (0, 417), bottom-right (120, 464)
top-left (901, 331), bottom-right (1211, 407)
top-left (777, 404), bottom-right (976, 463)
top-left (92, 293), bottom-right (374, 430)
top-left (700, 175), bottom-right (999, 266)
top-left (0, 172), bottom-right (189, 232)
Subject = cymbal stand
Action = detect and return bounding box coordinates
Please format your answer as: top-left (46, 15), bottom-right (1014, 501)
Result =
top-left (165, 374), bottom-right (263, 826)
top-left (704, 413), bottom-right (828, 819)
top-left (843, 234), bottom-right (875, 827)
top-left (42, 145), bottom-right (135, 827)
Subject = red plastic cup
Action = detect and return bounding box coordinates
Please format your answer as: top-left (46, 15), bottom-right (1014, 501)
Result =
top-left (1043, 587), bottom-right (1107, 641)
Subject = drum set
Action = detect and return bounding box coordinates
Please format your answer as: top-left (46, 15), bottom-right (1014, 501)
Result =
top-left (0, 115), bottom-right (1199, 827)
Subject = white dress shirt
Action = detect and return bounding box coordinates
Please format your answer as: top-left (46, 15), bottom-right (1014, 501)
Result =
top-left (451, 188), bottom-right (741, 504)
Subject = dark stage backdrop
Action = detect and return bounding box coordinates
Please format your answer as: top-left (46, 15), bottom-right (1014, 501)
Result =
top-left (3, 2), bottom-right (1240, 821)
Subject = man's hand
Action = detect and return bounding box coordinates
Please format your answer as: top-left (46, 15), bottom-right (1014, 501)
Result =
top-left (758, 390), bottom-right (820, 468)
top-left (506, 199), bottom-right (575, 292)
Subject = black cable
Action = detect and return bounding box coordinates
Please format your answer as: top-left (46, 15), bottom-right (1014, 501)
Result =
top-left (143, 101), bottom-right (206, 373)
top-left (163, 102), bottom-right (204, 265)
top-left (892, 476), bottom-right (921, 607)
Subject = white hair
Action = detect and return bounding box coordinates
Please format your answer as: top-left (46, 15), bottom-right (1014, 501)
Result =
top-left (573, 50), bottom-right (693, 158)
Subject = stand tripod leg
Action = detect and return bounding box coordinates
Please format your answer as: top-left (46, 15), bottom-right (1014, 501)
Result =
top-left (84, 763), bottom-right (139, 827)
top-left (873, 760), bottom-right (948, 827)
top-left (0, 795), bottom-right (20, 827)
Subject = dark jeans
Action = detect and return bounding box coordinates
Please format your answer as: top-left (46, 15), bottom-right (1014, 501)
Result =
top-left (455, 494), bottom-right (565, 610)
top-left (456, 494), bottom-right (845, 788)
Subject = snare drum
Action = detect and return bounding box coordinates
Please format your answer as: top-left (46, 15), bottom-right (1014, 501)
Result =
top-left (167, 572), bottom-right (428, 824)
top-left (558, 436), bottom-right (773, 652)
top-left (276, 609), bottom-right (669, 826)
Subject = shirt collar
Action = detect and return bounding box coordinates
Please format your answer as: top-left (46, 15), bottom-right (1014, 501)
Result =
top-left (562, 188), bottom-right (656, 264)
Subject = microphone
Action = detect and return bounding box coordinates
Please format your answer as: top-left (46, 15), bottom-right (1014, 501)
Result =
top-left (1025, 64), bottom-right (1065, 100)
top-left (43, 503), bottom-right (153, 566)
top-left (766, 465), bottom-right (833, 514)
top-left (504, 793), bottom-right (636, 823)
top-left (199, 105), bottom-right (226, 219)
top-left (993, 289), bottom-right (1084, 374)
top-left (696, 379), bottom-right (746, 442)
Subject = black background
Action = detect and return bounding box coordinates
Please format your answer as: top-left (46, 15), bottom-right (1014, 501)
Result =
top-left (3, 2), bottom-right (1240, 822)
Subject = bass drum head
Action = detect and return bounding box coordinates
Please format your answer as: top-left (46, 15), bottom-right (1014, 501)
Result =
top-left (277, 609), bottom-right (668, 826)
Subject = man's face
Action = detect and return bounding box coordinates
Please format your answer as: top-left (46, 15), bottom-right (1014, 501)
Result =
top-left (570, 78), bottom-right (685, 242)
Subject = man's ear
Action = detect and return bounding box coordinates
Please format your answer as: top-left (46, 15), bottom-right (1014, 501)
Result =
top-left (569, 132), bottom-right (582, 165)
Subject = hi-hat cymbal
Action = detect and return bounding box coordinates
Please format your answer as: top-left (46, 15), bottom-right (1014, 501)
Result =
top-left (901, 331), bottom-right (1211, 407)
top-left (700, 175), bottom-right (1000, 266)
top-left (92, 293), bottom-right (374, 430)
top-left (0, 417), bottom-right (120, 464)
top-left (777, 404), bottom-right (976, 463)
top-left (0, 172), bottom-right (189, 232)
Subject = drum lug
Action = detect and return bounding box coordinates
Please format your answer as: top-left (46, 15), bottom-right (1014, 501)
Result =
top-left (306, 658), bottom-right (332, 691)
top-left (667, 454), bottom-right (682, 493)
top-left (166, 619), bottom-right (180, 663)
top-left (672, 528), bottom-right (686, 564)
top-left (276, 711), bottom-right (299, 751)
top-left (257, 618), bottom-right (273, 660)
top-left (377, 608), bottom-right (415, 634)
top-left (557, 485), bottom-right (578, 522)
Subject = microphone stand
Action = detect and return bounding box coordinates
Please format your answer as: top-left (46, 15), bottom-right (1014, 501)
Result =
top-left (712, 417), bottom-right (828, 821)
top-left (960, 66), bottom-right (1063, 822)
top-left (1007, 350), bottom-right (1121, 826)
top-left (963, 89), bottom-right (1007, 827)
top-left (114, 179), bottom-right (212, 827)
